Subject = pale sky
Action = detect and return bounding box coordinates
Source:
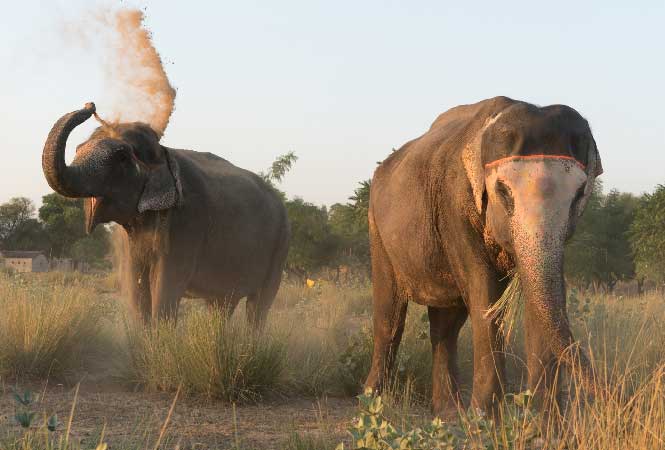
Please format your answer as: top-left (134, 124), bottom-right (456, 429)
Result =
top-left (1, 0), bottom-right (664, 208)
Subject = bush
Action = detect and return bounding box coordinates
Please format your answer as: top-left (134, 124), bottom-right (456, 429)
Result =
top-left (0, 273), bottom-right (108, 379)
top-left (124, 309), bottom-right (288, 402)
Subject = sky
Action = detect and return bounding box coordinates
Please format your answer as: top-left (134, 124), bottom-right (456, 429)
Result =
top-left (1, 0), bottom-right (664, 208)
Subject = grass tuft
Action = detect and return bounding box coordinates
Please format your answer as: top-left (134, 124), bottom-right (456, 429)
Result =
top-left (124, 308), bottom-right (287, 402)
top-left (0, 273), bottom-right (108, 379)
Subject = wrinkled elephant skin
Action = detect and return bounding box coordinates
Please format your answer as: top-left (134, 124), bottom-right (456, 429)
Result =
top-left (365, 97), bottom-right (602, 417)
top-left (41, 103), bottom-right (290, 326)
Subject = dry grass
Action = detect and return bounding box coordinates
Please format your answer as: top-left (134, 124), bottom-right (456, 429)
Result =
top-left (0, 273), bottom-right (663, 449)
top-left (123, 309), bottom-right (288, 402)
top-left (0, 272), bottom-right (113, 381)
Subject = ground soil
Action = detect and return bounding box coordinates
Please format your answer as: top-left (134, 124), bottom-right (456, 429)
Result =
top-left (0, 381), bottom-right (358, 449)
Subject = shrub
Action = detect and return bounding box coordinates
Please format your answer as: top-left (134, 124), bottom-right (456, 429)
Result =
top-left (0, 273), bottom-right (107, 379)
top-left (124, 309), bottom-right (288, 402)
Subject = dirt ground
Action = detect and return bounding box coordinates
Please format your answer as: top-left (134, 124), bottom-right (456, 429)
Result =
top-left (0, 381), bottom-right (358, 449)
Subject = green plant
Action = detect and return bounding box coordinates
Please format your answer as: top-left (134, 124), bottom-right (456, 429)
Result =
top-left (337, 389), bottom-right (543, 450)
top-left (11, 388), bottom-right (60, 433)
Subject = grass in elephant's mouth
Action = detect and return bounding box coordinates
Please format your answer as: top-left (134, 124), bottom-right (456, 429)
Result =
top-left (0, 273), bottom-right (664, 449)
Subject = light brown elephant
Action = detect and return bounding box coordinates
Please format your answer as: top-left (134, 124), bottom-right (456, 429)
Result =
top-left (365, 96), bottom-right (602, 416)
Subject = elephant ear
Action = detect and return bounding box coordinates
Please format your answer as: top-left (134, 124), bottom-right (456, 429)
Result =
top-left (462, 113), bottom-right (504, 213)
top-left (138, 149), bottom-right (184, 213)
top-left (588, 135), bottom-right (603, 178)
top-left (575, 135), bottom-right (603, 217)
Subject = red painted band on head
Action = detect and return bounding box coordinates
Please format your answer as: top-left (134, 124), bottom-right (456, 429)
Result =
top-left (484, 154), bottom-right (586, 171)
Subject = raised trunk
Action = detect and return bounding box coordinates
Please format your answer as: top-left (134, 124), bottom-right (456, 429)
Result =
top-left (42, 103), bottom-right (97, 197)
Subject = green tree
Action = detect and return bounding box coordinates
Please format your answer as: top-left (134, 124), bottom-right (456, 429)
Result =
top-left (629, 184), bottom-right (665, 285)
top-left (0, 197), bottom-right (49, 252)
top-left (39, 193), bottom-right (109, 262)
top-left (329, 180), bottom-right (371, 267)
top-left (565, 182), bottom-right (638, 292)
top-left (0, 197), bottom-right (35, 242)
top-left (260, 151), bottom-right (298, 186)
top-left (284, 197), bottom-right (338, 275)
top-left (259, 151), bottom-right (298, 200)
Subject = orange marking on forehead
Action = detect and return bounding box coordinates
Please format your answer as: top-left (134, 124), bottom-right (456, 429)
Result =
top-left (484, 154), bottom-right (586, 171)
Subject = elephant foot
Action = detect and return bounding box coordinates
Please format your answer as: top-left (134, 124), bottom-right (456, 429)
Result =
top-left (432, 394), bottom-right (464, 422)
top-left (363, 375), bottom-right (382, 395)
top-left (432, 404), bottom-right (463, 422)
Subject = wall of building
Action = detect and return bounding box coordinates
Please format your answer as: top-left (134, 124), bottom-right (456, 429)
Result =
top-left (5, 258), bottom-right (32, 273)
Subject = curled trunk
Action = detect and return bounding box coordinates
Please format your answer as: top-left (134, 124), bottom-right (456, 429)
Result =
top-left (42, 103), bottom-right (97, 197)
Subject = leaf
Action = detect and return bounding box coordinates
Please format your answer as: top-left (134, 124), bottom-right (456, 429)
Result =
top-left (15, 411), bottom-right (36, 428)
top-left (47, 414), bottom-right (59, 432)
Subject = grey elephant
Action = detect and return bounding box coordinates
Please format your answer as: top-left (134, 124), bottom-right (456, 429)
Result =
top-left (42, 103), bottom-right (289, 325)
top-left (365, 96), bottom-right (602, 416)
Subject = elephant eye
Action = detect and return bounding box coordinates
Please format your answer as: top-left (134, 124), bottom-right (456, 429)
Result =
top-left (572, 182), bottom-right (587, 206)
top-left (495, 179), bottom-right (515, 216)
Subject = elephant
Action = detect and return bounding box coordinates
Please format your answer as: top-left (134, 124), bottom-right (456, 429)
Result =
top-left (42, 103), bottom-right (290, 325)
top-left (364, 96), bottom-right (602, 417)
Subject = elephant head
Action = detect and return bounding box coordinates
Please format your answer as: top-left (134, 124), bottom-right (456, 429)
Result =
top-left (463, 102), bottom-right (603, 378)
top-left (42, 103), bottom-right (182, 232)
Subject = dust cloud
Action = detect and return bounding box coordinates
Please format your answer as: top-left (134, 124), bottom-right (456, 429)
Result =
top-left (65, 7), bottom-right (176, 137)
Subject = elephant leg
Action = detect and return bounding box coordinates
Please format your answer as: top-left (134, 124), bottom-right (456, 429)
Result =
top-left (209, 296), bottom-right (242, 319)
top-left (149, 255), bottom-right (190, 323)
top-left (429, 305), bottom-right (468, 419)
top-left (365, 234), bottom-right (407, 394)
top-left (126, 253), bottom-right (151, 324)
top-left (246, 264), bottom-right (284, 328)
top-left (246, 227), bottom-right (288, 328)
top-left (246, 292), bottom-right (271, 328)
top-left (466, 274), bottom-right (506, 414)
top-left (524, 301), bottom-right (560, 407)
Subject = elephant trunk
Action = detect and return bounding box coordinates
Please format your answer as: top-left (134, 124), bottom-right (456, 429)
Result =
top-left (42, 103), bottom-right (98, 197)
top-left (514, 228), bottom-right (593, 384)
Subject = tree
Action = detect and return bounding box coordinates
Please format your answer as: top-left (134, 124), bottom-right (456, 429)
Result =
top-left (260, 151), bottom-right (298, 186)
top-left (39, 194), bottom-right (86, 258)
top-left (259, 151), bottom-right (298, 200)
top-left (630, 184), bottom-right (665, 285)
top-left (565, 182), bottom-right (638, 292)
top-left (0, 197), bottom-right (49, 252)
top-left (329, 180), bottom-right (371, 267)
top-left (0, 197), bottom-right (36, 242)
top-left (39, 193), bottom-right (109, 263)
top-left (284, 197), bottom-right (338, 275)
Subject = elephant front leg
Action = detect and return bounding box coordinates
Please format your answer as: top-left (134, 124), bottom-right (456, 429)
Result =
top-left (428, 305), bottom-right (467, 419)
top-left (126, 257), bottom-right (151, 324)
top-left (466, 274), bottom-right (507, 415)
top-left (149, 255), bottom-right (190, 323)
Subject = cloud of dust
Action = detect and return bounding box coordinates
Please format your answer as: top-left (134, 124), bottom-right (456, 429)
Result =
top-left (65, 7), bottom-right (176, 137)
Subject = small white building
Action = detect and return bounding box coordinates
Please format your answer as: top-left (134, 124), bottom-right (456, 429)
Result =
top-left (1, 251), bottom-right (49, 273)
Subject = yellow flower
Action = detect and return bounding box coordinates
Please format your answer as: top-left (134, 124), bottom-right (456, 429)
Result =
top-left (306, 278), bottom-right (316, 288)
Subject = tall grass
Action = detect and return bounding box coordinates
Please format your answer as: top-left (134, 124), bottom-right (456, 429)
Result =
top-left (123, 308), bottom-right (288, 402)
top-left (0, 273), bottom-right (109, 380)
top-left (0, 273), bottom-right (664, 448)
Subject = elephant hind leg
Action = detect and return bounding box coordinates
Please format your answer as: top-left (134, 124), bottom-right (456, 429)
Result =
top-left (247, 225), bottom-right (289, 328)
top-left (246, 282), bottom-right (279, 328)
top-left (246, 256), bottom-right (286, 328)
top-left (364, 224), bottom-right (407, 394)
